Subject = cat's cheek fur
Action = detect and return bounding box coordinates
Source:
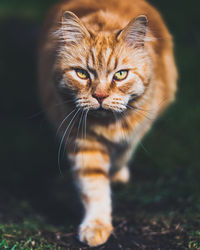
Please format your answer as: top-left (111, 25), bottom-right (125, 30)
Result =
top-left (128, 77), bottom-right (145, 96)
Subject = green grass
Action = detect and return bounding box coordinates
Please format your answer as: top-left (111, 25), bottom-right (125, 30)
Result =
top-left (189, 231), bottom-right (200, 250)
top-left (0, 221), bottom-right (62, 249)
top-left (0, 200), bottom-right (74, 249)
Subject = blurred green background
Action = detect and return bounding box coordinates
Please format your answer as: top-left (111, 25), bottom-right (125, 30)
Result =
top-left (0, 0), bottom-right (200, 249)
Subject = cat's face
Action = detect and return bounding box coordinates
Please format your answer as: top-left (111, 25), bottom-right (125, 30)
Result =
top-left (56, 12), bottom-right (151, 113)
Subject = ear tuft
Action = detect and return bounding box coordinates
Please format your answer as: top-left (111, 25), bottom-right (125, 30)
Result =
top-left (118, 15), bottom-right (148, 47)
top-left (60, 11), bottom-right (90, 44)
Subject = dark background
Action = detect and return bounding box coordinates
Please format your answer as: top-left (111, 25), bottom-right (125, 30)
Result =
top-left (0, 0), bottom-right (200, 249)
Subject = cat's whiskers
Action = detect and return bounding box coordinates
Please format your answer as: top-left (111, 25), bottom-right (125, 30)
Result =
top-left (56, 108), bottom-right (76, 137)
top-left (135, 106), bottom-right (157, 118)
top-left (27, 99), bottom-right (75, 120)
top-left (131, 104), bottom-right (156, 115)
top-left (132, 108), bottom-right (153, 121)
top-left (62, 109), bottom-right (81, 158)
top-left (84, 109), bottom-right (89, 140)
top-left (111, 100), bottom-right (126, 108)
top-left (103, 103), bottom-right (125, 112)
top-left (58, 108), bottom-right (81, 172)
top-left (80, 109), bottom-right (88, 167)
top-left (76, 100), bottom-right (88, 105)
top-left (126, 104), bottom-right (154, 121)
top-left (73, 109), bottom-right (85, 153)
top-left (76, 97), bottom-right (94, 110)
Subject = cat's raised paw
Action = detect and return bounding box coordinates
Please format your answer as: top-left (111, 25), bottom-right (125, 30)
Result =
top-left (111, 166), bottom-right (130, 183)
top-left (79, 220), bottom-right (113, 247)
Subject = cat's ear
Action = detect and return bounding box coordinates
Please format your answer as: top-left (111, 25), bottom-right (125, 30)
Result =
top-left (61, 11), bottom-right (90, 44)
top-left (118, 15), bottom-right (148, 47)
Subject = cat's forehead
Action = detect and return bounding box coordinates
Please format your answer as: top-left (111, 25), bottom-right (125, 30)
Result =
top-left (86, 32), bottom-right (129, 73)
top-left (63, 32), bottom-right (134, 74)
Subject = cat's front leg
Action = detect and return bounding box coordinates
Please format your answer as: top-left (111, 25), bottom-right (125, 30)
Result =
top-left (71, 148), bottom-right (113, 247)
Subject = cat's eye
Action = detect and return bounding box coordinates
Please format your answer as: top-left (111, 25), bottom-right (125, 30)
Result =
top-left (113, 70), bottom-right (128, 81)
top-left (75, 69), bottom-right (89, 79)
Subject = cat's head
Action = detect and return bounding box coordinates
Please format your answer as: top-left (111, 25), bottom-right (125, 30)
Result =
top-left (55, 11), bottom-right (152, 113)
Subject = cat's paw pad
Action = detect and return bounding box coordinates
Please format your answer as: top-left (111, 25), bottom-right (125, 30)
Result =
top-left (111, 166), bottom-right (130, 183)
top-left (79, 220), bottom-right (113, 247)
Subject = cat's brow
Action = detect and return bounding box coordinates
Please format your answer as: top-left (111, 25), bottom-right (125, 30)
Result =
top-left (62, 67), bottom-right (72, 73)
top-left (114, 57), bottom-right (119, 70)
top-left (89, 49), bottom-right (95, 66)
top-left (107, 57), bottom-right (119, 74)
top-left (87, 67), bottom-right (98, 77)
top-left (106, 48), bottom-right (114, 68)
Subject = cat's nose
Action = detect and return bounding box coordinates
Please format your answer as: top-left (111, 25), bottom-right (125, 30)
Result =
top-left (92, 92), bottom-right (109, 104)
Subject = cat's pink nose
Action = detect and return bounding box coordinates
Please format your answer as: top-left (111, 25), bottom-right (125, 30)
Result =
top-left (92, 93), bottom-right (109, 104)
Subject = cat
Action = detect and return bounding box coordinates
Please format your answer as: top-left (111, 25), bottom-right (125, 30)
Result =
top-left (38, 0), bottom-right (177, 246)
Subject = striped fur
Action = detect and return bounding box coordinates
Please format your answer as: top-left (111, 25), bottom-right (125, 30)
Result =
top-left (39, 0), bottom-right (177, 247)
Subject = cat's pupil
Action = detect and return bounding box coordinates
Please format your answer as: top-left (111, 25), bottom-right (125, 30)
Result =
top-left (79, 69), bottom-right (86, 75)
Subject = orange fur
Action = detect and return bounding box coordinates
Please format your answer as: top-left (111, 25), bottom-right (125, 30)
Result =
top-left (38, 0), bottom-right (177, 246)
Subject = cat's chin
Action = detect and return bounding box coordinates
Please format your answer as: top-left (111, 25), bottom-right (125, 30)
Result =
top-left (88, 107), bottom-right (114, 118)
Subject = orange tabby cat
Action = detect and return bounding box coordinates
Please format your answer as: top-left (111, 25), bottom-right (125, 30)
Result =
top-left (39, 0), bottom-right (177, 246)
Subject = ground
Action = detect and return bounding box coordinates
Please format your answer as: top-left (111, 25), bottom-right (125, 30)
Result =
top-left (0, 0), bottom-right (200, 249)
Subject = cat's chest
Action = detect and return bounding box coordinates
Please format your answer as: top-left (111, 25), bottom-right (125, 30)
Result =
top-left (89, 112), bottom-right (146, 144)
top-left (90, 119), bottom-right (135, 144)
